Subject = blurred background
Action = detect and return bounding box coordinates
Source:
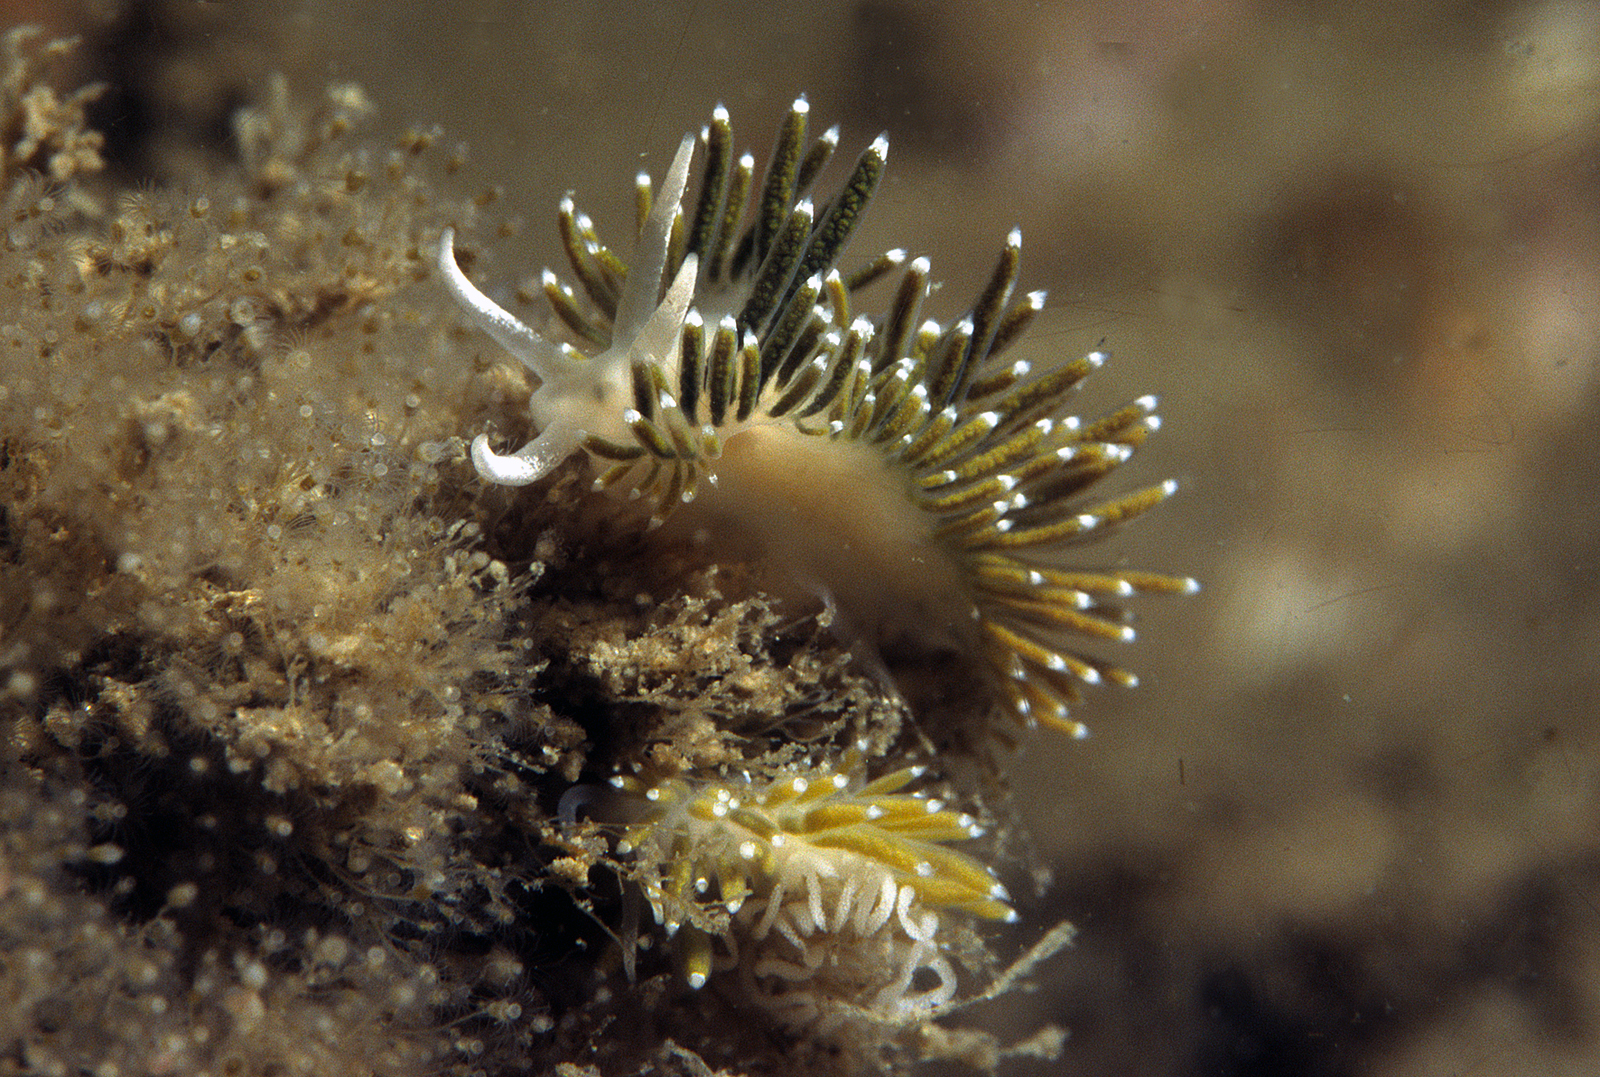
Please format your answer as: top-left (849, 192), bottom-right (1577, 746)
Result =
top-left (30, 0), bottom-right (1600, 1073)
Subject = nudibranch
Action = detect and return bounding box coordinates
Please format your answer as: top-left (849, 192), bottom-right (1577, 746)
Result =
top-left (439, 97), bottom-right (1196, 737)
top-left (609, 759), bottom-right (1013, 1020)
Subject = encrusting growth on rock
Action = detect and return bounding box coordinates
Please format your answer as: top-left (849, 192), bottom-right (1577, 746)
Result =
top-left (0, 26), bottom-right (105, 184)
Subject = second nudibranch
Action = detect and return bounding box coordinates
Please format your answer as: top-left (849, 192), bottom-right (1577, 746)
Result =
top-left (439, 97), bottom-right (1196, 737)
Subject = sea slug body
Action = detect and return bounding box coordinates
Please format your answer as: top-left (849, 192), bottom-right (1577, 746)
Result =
top-left (439, 97), bottom-right (1196, 737)
top-left (609, 759), bottom-right (1013, 1022)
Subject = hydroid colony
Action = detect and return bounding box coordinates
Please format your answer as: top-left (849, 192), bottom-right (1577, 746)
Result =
top-left (443, 98), bottom-right (1195, 1027)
